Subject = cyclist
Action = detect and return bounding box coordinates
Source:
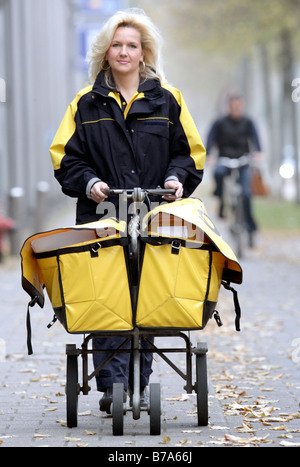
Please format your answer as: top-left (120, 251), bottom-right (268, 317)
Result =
top-left (50, 9), bottom-right (206, 413)
top-left (206, 95), bottom-right (262, 246)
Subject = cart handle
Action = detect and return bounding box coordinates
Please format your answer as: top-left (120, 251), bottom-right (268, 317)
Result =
top-left (102, 187), bottom-right (175, 201)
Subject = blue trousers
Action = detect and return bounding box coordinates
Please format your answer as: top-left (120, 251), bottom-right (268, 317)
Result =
top-left (92, 336), bottom-right (154, 392)
top-left (214, 163), bottom-right (257, 233)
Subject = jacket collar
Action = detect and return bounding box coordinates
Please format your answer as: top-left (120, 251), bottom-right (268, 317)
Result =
top-left (92, 70), bottom-right (164, 100)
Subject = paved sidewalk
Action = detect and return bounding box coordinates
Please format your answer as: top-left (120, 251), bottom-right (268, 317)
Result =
top-left (1, 207), bottom-right (300, 448)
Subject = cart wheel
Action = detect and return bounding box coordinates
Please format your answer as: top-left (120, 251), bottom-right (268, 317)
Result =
top-left (149, 383), bottom-right (161, 435)
top-left (112, 383), bottom-right (124, 436)
top-left (66, 345), bottom-right (79, 428)
top-left (195, 352), bottom-right (208, 426)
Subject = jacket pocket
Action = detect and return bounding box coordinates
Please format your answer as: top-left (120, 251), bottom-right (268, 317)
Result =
top-left (137, 118), bottom-right (170, 139)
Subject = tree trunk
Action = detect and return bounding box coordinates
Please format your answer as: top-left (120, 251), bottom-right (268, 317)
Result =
top-left (259, 44), bottom-right (280, 194)
top-left (280, 28), bottom-right (300, 203)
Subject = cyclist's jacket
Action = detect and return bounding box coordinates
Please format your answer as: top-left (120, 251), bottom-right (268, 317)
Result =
top-left (50, 71), bottom-right (206, 224)
top-left (206, 115), bottom-right (261, 159)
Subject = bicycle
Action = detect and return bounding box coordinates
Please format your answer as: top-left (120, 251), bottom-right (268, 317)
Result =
top-left (218, 155), bottom-right (251, 258)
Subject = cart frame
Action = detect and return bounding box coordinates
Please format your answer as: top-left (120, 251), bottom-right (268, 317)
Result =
top-left (64, 188), bottom-right (209, 435)
top-left (66, 330), bottom-right (208, 435)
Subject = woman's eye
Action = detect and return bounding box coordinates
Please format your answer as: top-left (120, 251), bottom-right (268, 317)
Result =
top-left (111, 43), bottom-right (138, 49)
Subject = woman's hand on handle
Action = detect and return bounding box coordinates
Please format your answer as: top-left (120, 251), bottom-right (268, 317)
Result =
top-left (90, 181), bottom-right (110, 203)
top-left (163, 180), bottom-right (183, 200)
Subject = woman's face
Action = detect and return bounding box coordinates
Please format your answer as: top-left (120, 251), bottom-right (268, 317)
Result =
top-left (106, 26), bottom-right (144, 79)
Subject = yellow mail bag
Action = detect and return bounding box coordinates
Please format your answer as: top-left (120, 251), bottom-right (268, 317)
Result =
top-left (136, 198), bottom-right (242, 330)
top-left (21, 198), bottom-right (243, 354)
top-left (21, 219), bottom-right (133, 349)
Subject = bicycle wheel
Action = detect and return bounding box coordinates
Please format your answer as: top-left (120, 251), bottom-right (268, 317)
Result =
top-left (195, 352), bottom-right (208, 426)
top-left (149, 383), bottom-right (161, 435)
top-left (66, 344), bottom-right (79, 428)
top-left (112, 383), bottom-right (124, 436)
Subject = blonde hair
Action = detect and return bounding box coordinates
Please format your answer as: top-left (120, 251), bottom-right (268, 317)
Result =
top-left (87, 8), bottom-right (165, 85)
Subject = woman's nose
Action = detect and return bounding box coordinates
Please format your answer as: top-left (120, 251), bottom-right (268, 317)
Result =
top-left (120, 45), bottom-right (128, 56)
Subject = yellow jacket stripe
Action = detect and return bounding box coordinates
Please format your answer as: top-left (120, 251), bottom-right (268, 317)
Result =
top-left (50, 85), bottom-right (92, 171)
top-left (163, 83), bottom-right (206, 171)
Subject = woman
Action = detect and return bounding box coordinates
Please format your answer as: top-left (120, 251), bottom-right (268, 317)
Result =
top-left (50, 8), bottom-right (206, 412)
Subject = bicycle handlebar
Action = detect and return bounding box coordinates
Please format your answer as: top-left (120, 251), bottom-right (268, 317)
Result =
top-left (102, 187), bottom-right (176, 199)
top-left (218, 155), bottom-right (251, 169)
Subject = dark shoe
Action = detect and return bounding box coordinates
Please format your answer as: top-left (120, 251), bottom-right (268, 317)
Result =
top-left (129, 387), bottom-right (149, 408)
top-left (99, 387), bottom-right (127, 414)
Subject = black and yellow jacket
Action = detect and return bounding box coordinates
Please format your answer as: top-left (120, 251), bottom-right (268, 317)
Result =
top-left (50, 71), bottom-right (206, 224)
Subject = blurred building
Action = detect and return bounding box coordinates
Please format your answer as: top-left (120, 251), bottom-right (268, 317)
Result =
top-left (0, 0), bottom-right (127, 236)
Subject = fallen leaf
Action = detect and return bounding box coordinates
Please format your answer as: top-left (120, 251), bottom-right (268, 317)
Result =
top-left (209, 440), bottom-right (228, 446)
top-left (287, 413), bottom-right (300, 420)
top-left (182, 430), bottom-right (202, 433)
top-left (236, 423), bottom-right (255, 433)
top-left (280, 441), bottom-right (300, 447)
top-left (210, 425), bottom-right (229, 430)
top-left (160, 436), bottom-right (170, 444)
top-left (223, 434), bottom-right (271, 446)
top-left (262, 417), bottom-right (289, 423)
top-left (165, 394), bottom-right (189, 401)
top-left (56, 419), bottom-right (67, 427)
top-left (224, 434), bottom-right (250, 445)
top-left (269, 425), bottom-right (287, 431)
top-left (41, 373), bottom-right (59, 381)
top-left (176, 439), bottom-right (192, 445)
top-left (78, 410), bottom-right (92, 416)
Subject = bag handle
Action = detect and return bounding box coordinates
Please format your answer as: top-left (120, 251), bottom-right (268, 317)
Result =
top-left (34, 237), bottom-right (128, 259)
top-left (221, 280), bottom-right (241, 331)
top-left (26, 296), bottom-right (39, 355)
top-left (141, 236), bottom-right (218, 252)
